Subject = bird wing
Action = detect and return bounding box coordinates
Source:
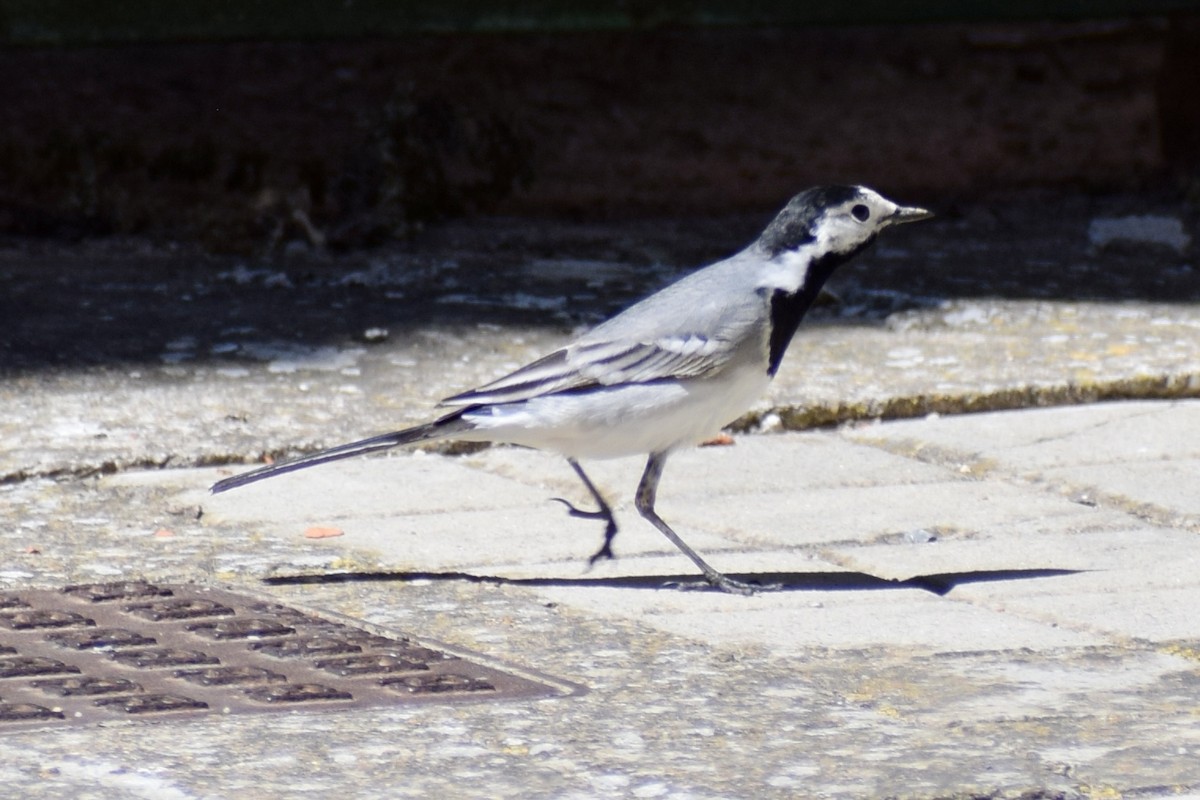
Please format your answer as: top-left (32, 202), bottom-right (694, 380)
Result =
top-left (438, 333), bottom-right (741, 408)
top-left (441, 250), bottom-right (769, 408)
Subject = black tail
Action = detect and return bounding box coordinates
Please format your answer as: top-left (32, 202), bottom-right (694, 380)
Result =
top-left (210, 412), bottom-right (471, 494)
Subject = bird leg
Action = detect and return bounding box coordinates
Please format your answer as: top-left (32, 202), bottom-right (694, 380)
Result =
top-left (635, 452), bottom-right (765, 595)
top-left (553, 458), bottom-right (619, 563)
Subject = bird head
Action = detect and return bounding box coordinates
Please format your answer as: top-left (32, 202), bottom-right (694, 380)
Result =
top-left (757, 185), bottom-right (932, 260)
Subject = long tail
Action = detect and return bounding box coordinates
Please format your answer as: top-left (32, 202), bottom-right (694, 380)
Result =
top-left (210, 412), bottom-right (472, 494)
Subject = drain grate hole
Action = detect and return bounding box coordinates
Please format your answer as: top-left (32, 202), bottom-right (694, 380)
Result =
top-left (174, 666), bottom-right (288, 687)
top-left (186, 618), bottom-right (296, 640)
top-left (380, 673), bottom-right (496, 694)
top-left (384, 645), bottom-right (456, 663)
top-left (0, 610), bottom-right (96, 630)
top-left (94, 694), bottom-right (208, 714)
top-left (0, 703), bottom-right (65, 721)
top-left (46, 628), bottom-right (157, 650)
top-left (250, 637), bottom-right (362, 659)
top-left (243, 683), bottom-right (353, 703)
top-left (63, 583), bottom-right (175, 603)
top-left (0, 656), bottom-right (83, 678)
top-left (314, 654), bottom-right (431, 676)
top-left (125, 600), bottom-right (235, 621)
top-left (30, 676), bottom-right (141, 696)
top-left (111, 648), bottom-right (221, 668)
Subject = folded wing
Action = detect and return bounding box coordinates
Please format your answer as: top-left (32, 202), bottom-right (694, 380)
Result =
top-left (440, 333), bottom-right (736, 408)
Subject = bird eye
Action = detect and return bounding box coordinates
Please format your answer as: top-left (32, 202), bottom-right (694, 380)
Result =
top-left (851, 204), bottom-right (870, 222)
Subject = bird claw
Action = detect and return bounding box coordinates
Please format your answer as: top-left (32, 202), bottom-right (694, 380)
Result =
top-left (550, 496), bottom-right (608, 521)
top-left (587, 541), bottom-right (615, 565)
top-left (663, 575), bottom-right (781, 596)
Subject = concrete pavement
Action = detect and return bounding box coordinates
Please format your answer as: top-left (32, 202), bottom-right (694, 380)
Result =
top-left (1, 401), bottom-right (1198, 797)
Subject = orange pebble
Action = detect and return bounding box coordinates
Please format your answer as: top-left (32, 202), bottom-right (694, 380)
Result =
top-left (699, 433), bottom-right (736, 447)
top-left (304, 526), bottom-right (344, 539)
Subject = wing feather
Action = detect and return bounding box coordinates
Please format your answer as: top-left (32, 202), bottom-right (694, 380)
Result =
top-left (439, 333), bottom-right (740, 408)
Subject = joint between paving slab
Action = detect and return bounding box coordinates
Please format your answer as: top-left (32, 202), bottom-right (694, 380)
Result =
top-left (1029, 479), bottom-right (1200, 534)
top-left (735, 372), bottom-right (1200, 434)
top-left (849, 427), bottom-right (1200, 534)
top-left (845, 435), bottom-right (1000, 479)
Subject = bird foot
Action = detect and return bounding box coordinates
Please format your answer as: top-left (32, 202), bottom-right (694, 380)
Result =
top-left (664, 574), bottom-right (781, 596)
top-left (551, 497), bottom-right (618, 564)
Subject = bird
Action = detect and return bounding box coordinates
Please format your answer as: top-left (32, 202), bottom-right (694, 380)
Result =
top-left (211, 185), bottom-right (932, 594)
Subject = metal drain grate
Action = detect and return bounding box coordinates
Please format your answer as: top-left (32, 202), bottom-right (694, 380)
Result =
top-left (0, 582), bottom-right (579, 732)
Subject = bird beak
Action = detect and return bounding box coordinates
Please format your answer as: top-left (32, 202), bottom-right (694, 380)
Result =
top-left (888, 204), bottom-right (934, 225)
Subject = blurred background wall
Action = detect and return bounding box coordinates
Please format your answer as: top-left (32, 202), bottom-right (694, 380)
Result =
top-left (0, 2), bottom-right (1197, 252)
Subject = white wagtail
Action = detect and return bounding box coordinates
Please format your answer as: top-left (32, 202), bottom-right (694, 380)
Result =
top-left (211, 185), bottom-right (931, 594)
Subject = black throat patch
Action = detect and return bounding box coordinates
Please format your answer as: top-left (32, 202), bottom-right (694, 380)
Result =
top-left (765, 239), bottom-right (875, 376)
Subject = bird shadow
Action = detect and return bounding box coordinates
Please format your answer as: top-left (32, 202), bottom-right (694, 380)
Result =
top-left (263, 567), bottom-right (1082, 595)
